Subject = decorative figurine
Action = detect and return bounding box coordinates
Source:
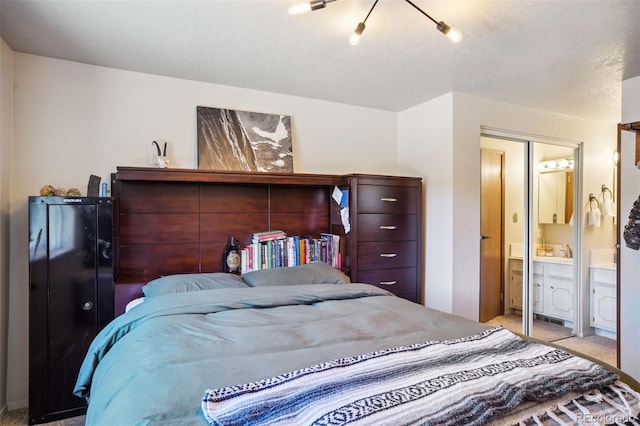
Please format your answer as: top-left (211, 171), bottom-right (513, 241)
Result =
top-left (152, 140), bottom-right (169, 168)
top-left (623, 195), bottom-right (640, 250)
top-left (40, 185), bottom-right (55, 196)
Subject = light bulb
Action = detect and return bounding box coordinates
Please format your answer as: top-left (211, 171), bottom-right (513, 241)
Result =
top-left (445, 27), bottom-right (463, 44)
top-left (288, 3), bottom-right (311, 15)
top-left (557, 159), bottom-right (569, 169)
top-left (350, 22), bottom-right (366, 46)
top-left (436, 21), bottom-right (463, 44)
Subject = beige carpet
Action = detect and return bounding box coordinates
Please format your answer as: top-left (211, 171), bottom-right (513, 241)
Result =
top-left (486, 313), bottom-right (617, 368)
top-left (0, 408), bottom-right (84, 426)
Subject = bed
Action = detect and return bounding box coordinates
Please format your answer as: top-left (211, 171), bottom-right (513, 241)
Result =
top-left (74, 264), bottom-right (640, 425)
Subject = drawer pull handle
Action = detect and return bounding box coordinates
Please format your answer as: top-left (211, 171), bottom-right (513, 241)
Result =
top-left (379, 225), bottom-right (397, 230)
top-left (380, 253), bottom-right (397, 258)
top-left (380, 197), bottom-right (397, 202)
top-left (379, 281), bottom-right (397, 286)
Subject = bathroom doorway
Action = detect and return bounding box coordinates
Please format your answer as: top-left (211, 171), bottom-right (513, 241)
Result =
top-left (479, 148), bottom-right (504, 323)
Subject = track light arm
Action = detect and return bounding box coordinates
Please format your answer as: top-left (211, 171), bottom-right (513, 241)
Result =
top-left (403, 0), bottom-right (462, 43)
top-left (361, 0), bottom-right (379, 25)
top-left (403, 0), bottom-right (438, 25)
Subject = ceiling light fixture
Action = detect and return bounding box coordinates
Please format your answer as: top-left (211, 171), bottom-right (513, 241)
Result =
top-left (288, 0), bottom-right (462, 45)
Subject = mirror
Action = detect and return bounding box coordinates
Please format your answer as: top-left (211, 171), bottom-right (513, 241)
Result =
top-left (538, 166), bottom-right (574, 225)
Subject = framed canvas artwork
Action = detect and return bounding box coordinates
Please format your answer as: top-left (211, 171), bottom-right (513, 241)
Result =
top-left (197, 106), bottom-right (293, 173)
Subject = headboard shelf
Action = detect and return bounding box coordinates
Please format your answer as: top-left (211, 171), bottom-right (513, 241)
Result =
top-left (111, 167), bottom-right (348, 315)
top-left (115, 166), bottom-right (343, 186)
top-left (111, 167), bottom-right (423, 316)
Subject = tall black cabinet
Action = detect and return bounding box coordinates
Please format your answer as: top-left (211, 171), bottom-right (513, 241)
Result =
top-left (28, 197), bottom-right (114, 424)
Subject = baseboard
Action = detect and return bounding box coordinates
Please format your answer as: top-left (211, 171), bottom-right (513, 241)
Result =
top-left (7, 398), bottom-right (28, 411)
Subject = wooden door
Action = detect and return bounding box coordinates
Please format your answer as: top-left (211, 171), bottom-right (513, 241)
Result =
top-left (480, 149), bottom-right (504, 322)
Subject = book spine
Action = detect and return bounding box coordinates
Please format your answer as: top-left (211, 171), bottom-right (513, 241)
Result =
top-left (243, 232), bottom-right (340, 271)
top-left (261, 243), bottom-right (268, 269)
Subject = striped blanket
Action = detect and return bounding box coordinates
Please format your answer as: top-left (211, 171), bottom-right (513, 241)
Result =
top-left (201, 327), bottom-right (640, 425)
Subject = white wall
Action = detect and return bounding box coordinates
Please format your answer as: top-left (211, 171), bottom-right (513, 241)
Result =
top-left (0, 37), bottom-right (14, 416)
top-left (398, 92), bottom-right (617, 323)
top-left (619, 75), bottom-right (640, 379)
top-left (6, 53), bottom-right (398, 408)
top-left (397, 93), bottom-right (453, 312)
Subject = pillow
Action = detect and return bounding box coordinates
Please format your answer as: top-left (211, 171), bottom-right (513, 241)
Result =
top-left (125, 297), bottom-right (145, 312)
top-left (241, 262), bottom-right (350, 287)
top-left (142, 273), bottom-right (248, 297)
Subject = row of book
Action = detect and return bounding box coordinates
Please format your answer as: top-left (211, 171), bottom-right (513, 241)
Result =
top-left (239, 230), bottom-right (341, 274)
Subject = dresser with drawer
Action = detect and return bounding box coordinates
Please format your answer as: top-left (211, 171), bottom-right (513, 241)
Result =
top-left (342, 174), bottom-right (423, 303)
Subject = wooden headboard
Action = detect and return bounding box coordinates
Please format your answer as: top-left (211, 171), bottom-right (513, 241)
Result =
top-left (111, 167), bottom-right (346, 315)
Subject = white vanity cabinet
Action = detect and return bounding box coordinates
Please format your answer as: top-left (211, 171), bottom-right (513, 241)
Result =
top-left (509, 259), bottom-right (523, 310)
top-left (509, 258), bottom-right (574, 324)
top-left (532, 263), bottom-right (544, 314)
top-left (590, 267), bottom-right (616, 336)
top-left (509, 259), bottom-right (544, 314)
top-left (543, 263), bottom-right (574, 321)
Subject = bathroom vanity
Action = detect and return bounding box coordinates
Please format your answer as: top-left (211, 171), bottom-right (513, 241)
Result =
top-left (588, 249), bottom-right (617, 338)
top-left (589, 266), bottom-right (616, 338)
top-left (509, 256), bottom-right (575, 327)
top-left (509, 248), bottom-right (617, 338)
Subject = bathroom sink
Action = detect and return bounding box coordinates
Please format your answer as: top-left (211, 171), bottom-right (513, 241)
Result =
top-left (533, 256), bottom-right (573, 264)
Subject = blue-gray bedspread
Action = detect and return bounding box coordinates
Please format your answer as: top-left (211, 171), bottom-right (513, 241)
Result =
top-left (73, 283), bottom-right (639, 425)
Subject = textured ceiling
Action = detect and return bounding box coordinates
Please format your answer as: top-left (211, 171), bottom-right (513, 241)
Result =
top-left (1, 0), bottom-right (639, 122)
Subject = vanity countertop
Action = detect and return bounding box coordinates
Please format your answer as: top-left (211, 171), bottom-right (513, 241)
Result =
top-left (510, 256), bottom-right (573, 265)
top-left (533, 256), bottom-right (573, 265)
top-left (589, 249), bottom-right (616, 270)
top-left (589, 263), bottom-right (616, 270)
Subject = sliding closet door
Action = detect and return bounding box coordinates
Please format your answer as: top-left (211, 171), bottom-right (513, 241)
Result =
top-left (481, 129), bottom-right (581, 344)
top-left (531, 142), bottom-right (578, 341)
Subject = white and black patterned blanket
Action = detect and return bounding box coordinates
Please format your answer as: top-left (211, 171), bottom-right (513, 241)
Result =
top-left (201, 327), bottom-right (640, 425)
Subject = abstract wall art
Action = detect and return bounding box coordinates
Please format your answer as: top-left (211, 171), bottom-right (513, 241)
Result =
top-left (197, 106), bottom-right (293, 173)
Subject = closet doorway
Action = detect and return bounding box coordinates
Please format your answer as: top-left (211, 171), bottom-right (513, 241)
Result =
top-left (478, 129), bottom-right (616, 367)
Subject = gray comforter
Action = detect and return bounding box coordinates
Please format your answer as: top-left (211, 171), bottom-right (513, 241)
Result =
top-left (74, 283), bottom-right (491, 425)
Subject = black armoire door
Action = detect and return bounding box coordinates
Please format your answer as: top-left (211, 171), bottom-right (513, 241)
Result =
top-left (28, 196), bottom-right (113, 424)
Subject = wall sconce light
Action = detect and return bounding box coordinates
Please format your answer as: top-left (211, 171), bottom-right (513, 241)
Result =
top-left (288, 0), bottom-right (462, 45)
